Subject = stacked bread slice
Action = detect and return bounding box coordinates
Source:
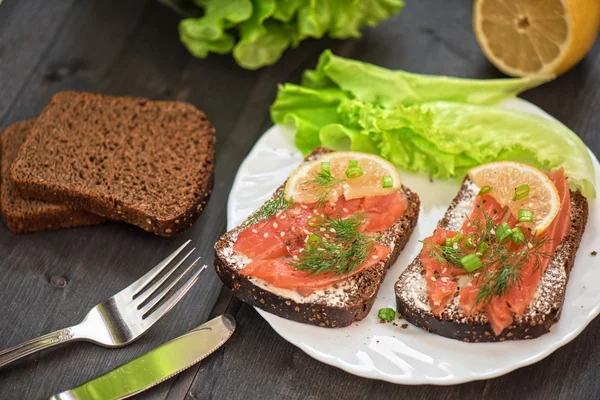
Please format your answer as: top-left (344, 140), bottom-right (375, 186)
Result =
top-left (1, 92), bottom-right (216, 236)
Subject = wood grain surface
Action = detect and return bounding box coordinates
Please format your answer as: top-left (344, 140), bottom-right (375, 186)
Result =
top-left (0, 1), bottom-right (599, 399)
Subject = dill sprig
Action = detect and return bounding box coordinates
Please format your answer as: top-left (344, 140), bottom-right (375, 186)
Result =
top-left (474, 235), bottom-right (552, 306)
top-left (302, 170), bottom-right (345, 208)
top-left (290, 213), bottom-right (376, 275)
top-left (420, 240), bottom-right (467, 269)
top-left (243, 190), bottom-right (294, 227)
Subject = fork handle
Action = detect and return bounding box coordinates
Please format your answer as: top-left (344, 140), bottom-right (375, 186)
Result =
top-left (0, 326), bottom-right (79, 368)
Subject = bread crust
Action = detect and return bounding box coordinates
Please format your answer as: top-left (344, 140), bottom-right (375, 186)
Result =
top-left (214, 148), bottom-right (420, 327)
top-left (395, 178), bottom-right (589, 342)
top-left (9, 92), bottom-right (215, 236)
top-left (1, 120), bottom-right (104, 234)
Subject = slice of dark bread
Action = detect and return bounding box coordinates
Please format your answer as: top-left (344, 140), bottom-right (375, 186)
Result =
top-left (215, 148), bottom-right (420, 328)
top-left (10, 92), bottom-right (216, 236)
top-left (395, 178), bottom-right (588, 342)
top-left (1, 120), bottom-right (104, 234)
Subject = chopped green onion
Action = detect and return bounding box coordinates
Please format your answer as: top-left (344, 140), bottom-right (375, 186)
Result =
top-left (307, 215), bottom-right (325, 227)
top-left (463, 234), bottom-right (476, 250)
top-left (461, 254), bottom-right (483, 272)
top-left (514, 184), bottom-right (530, 200)
top-left (382, 175), bottom-right (393, 188)
top-left (378, 307), bottom-right (396, 322)
top-left (321, 162), bottom-right (330, 174)
top-left (306, 234), bottom-right (321, 250)
top-left (478, 185), bottom-right (493, 195)
top-left (511, 227), bottom-right (526, 245)
top-left (496, 222), bottom-right (513, 244)
top-left (348, 160), bottom-right (358, 168)
top-left (444, 233), bottom-right (464, 247)
top-left (476, 241), bottom-right (489, 256)
top-left (518, 209), bottom-right (534, 223)
top-left (345, 167), bottom-right (364, 179)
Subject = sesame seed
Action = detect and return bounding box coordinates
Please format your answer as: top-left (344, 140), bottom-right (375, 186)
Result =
top-left (299, 248), bottom-right (304, 253)
top-left (251, 229), bottom-right (258, 234)
top-left (280, 215), bottom-right (286, 220)
top-left (304, 236), bottom-right (309, 243)
top-left (343, 208), bottom-right (348, 213)
top-left (467, 282), bottom-right (473, 287)
top-left (263, 233), bottom-right (269, 238)
top-left (301, 205), bottom-right (308, 209)
top-left (442, 267), bottom-right (447, 274)
top-left (430, 276), bottom-right (436, 281)
top-left (527, 242), bottom-right (533, 249)
top-left (372, 255), bottom-right (378, 260)
top-left (329, 202), bottom-right (336, 207)
top-left (293, 255), bottom-right (299, 260)
top-left (330, 228), bottom-right (336, 233)
top-left (313, 209), bottom-right (319, 214)
top-left (280, 232), bottom-right (285, 237)
top-left (441, 277), bottom-right (449, 283)
top-left (273, 222), bottom-right (278, 229)
top-left (291, 226), bottom-right (295, 231)
top-left (303, 229), bottom-right (310, 235)
top-left (320, 228), bottom-right (326, 232)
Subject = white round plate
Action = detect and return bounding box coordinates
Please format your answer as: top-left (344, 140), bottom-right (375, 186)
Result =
top-left (227, 98), bottom-right (600, 385)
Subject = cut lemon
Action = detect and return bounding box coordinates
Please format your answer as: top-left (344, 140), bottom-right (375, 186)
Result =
top-left (285, 152), bottom-right (401, 203)
top-left (474, 0), bottom-right (600, 76)
top-left (468, 161), bottom-right (560, 235)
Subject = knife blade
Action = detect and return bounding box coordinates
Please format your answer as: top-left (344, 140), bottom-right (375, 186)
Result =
top-left (49, 314), bottom-right (235, 400)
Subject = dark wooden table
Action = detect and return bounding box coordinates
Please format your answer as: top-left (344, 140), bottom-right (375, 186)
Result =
top-left (1, 1), bottom-right (599, 399)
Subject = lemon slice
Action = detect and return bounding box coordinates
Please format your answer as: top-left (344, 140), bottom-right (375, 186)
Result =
top-left (285, 152), bottom-right (401, 203)
top-left (474, 0), bottom-right (600, 76)
top-left (468, 161), bottom-right (560, 235)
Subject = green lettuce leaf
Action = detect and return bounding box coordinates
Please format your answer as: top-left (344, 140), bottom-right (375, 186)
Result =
top-left (179, 0), bottom-right (253, 58)
top-left (303, 50), bottom-right (554, 106)
top-left (318, 100), bottom-right (596, 198)
top-left (177, 0), bottom-right (403, 68)
top-left (270, 51), bottom-right (595, 197)
top-left (232, 0), bottom-right (295, 69)
top-left (271, 84), bottom-right (348, 153)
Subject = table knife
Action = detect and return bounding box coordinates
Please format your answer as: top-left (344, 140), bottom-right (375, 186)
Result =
top-left (49, 314), bottom-right (235, 400)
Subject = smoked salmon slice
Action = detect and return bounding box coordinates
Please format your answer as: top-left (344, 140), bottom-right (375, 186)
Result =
top-left (241, 244), bottom-right (391, 296)
top-left (234, 193), bottom-right (407, 295)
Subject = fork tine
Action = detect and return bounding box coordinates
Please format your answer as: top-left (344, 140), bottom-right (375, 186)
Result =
top-left (135, 248), bottom-right (196, 306)
top-left (142, 263), bottom-right (206, 325)
top-left (123, 240), bottom-right (191, 297)
top-left (139, 258), bottom-right (203, 315)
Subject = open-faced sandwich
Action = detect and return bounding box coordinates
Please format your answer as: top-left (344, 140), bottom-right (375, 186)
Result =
top-left (215, 148), bottom-right (420, 327)
top-left (395, 161), bottom-right (588, 342)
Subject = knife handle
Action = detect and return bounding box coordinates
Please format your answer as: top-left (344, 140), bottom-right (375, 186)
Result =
top-left (0, 326), bottom-right (78, 368)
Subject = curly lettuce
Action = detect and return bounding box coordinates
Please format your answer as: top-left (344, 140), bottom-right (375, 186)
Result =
top-left (271, 51), bottom-right (596, 198)
top-left (176, 0), bottom-right (404, 69)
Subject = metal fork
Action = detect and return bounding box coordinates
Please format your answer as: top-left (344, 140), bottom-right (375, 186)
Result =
top-left (0, 240), bottom-right (206, 368)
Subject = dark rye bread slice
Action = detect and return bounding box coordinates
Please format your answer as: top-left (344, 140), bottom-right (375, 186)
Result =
top-left (10, 92), bottom-right (216, 236)
top-left (215, 148), bottom-right (420, 328)
top-left (395, 178), bottom-right (588, 342)
top-left (1, 120), bottom-right (104, 234)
